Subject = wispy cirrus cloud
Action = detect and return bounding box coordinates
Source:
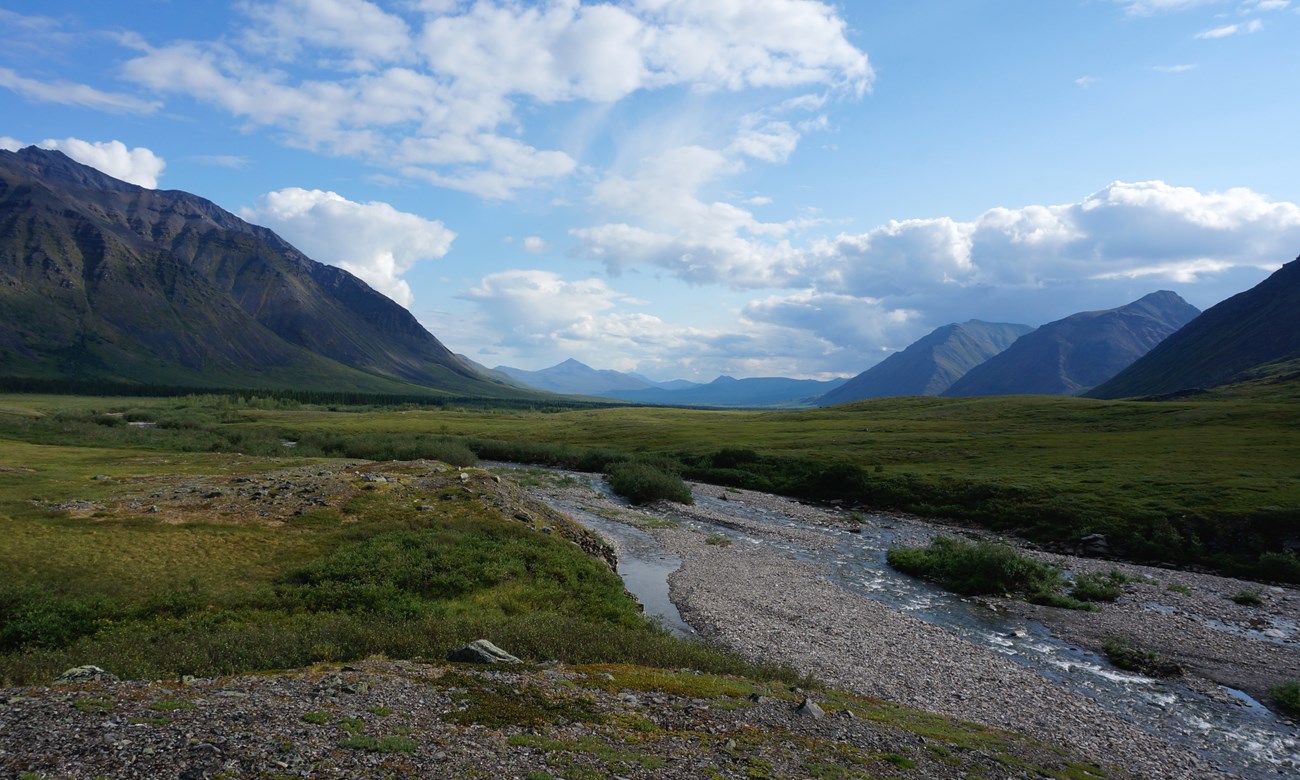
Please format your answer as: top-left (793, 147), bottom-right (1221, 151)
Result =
top-left (1195, 18), bottom-right (1263, 37)
top-left (1116, 0), bottom-right (1287, 14)
top-left (190, 154), bottom-right (251, 169)
top-left (1116, 0), bottom-right (1216, 15)
top-left (0, 67), bottom-right (160, 114)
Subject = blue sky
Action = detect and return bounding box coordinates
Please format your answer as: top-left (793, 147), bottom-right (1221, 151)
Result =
top-left (2, 0), bottom-right (1298, 381)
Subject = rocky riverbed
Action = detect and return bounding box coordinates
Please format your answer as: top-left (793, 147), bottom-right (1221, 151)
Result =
top-left (518, 470), bottom-right (1300, 779)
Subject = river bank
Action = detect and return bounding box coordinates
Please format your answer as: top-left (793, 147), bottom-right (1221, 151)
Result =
top-left (512, 468), bottom-right (1299, 779)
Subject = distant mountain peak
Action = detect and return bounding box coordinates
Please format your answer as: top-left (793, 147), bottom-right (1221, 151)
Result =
top-left (493, 359), bottom-right (654, 395)
top-left (816, 320), bottom-right (1033, 405)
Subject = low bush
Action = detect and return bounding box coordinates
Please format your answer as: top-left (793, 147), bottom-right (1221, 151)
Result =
top-left (604, 462), bottom-right (693, 505)
top-left (0, 585), bottom-right (107, 651)
top-left (1230, 590), bottom-right (1264, 606)
top-left (1255, 551), bottom-right (1300, 584)
top-left (887, 536), bottom-right (1065, 602)
top-left (1270, 681), bottom-right (1300, 719)
top-left (1103, 636), bottom-right (1183, 678)
top-left (1069, 570), bottom-right (1129, 603)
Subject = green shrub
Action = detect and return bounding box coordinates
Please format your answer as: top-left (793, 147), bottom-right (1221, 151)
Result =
top-left (0, 586), bottom-right (107, 651)
top-left (887, 536), bottom-right (1066, 602)
top-left (1255, 551), bottom-right (1300, 584)
top-left (1230, 590), bottom-right (1264, 606)
top-left (278, 522), bottom-right (639, 625)
top-left (1069, 570), bottom-right (1127, 603)
top-left (604, 462), bottom-right (693, 505)
top-left (1103, 636), bottom-right (1183, 678)
top-left (1166, 582), bottom-right (1192, 595)
top-left (1269, 681), bottom-right (1300, 719)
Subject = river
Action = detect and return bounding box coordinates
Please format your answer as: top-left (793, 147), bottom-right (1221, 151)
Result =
top-left (496, 464), bottom-right (1300, 779)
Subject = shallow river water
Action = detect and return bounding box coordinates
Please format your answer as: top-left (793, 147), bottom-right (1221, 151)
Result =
top-left (503, 466), bottom-right (1298, 778)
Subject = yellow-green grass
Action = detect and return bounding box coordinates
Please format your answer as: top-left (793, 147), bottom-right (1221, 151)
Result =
top-left (2, 391), bottom-right (1298, 576)
top-left (0, 439), bottom-right (804, 686)
top-left (0, 440), bottom-right (339, 607)
top-left (231, 396), bottom-right (1300, 557)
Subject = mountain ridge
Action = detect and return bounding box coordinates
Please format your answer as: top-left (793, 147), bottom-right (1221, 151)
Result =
top-left (1087, 256), bottom-right (1300, 399)
top-left (494, 358), bottom-right (657, 396)
top-left (817, 320), bottom-right (1033, 406)
top-left (942, 291), bottom-right (1200, 397)
top-left (0, 146), bottom-right (528, 397)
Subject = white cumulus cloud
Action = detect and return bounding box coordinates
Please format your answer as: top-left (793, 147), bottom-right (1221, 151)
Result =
top-left (32, 138), bottom-right (166, 188)
top-left (522, 236), bottom-right (549, 253)
top-left (460, 269), bottom-right (631, 350)
top-left (241, 188), bottom-right (456, 307)
top-left (120, 0), bottom-right (869, 199)
top-left (453, 269), bottom-right (871, 378)
top-left (576, 179), bottom-right (1300, 297)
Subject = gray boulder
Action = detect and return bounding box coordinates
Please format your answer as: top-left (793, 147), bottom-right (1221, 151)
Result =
top-left (52, 665), bottom-right (118, 685)
top-left (1078, 533), bottom-right (1110, 556)
top-left (447, 639), bottom-right (521, 664)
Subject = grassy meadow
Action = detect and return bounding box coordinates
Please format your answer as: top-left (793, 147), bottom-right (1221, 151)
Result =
top-left (0, 386), bottom-right (1297, 684)
top-left (0, 422), bottom-right (801, 686)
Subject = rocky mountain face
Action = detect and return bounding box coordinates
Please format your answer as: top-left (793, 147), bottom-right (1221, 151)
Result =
top-left (816, 320), bottom-right (1033, 406)
top-left (0, 147), bottom-right (522, 396)
top-left (942, 292), bottom-right (1201, 397)
top-left (1088, 256), bottom-right (1300, 399)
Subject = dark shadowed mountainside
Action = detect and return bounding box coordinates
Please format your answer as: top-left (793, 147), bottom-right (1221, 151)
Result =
top-left (942, 292), bottom-right (1200, 397)
top-left (0, 147), bottom-right (530, 397)
top-left (816, 320), bottom-right (1033, 406)
top-left (1088, 256), bottom-right (1300, 399)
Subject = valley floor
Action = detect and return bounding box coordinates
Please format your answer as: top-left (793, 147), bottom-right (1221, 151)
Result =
top-left (3, 452), bottom-right (1296, 779)
top-left (526, 475), bottom-right (1300, 780)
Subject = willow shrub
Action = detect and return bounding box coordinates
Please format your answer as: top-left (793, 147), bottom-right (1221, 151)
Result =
top-left (605, 462), bottom-right (693, 505)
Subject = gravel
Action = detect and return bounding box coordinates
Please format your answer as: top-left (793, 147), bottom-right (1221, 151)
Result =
top-left (528, 474), bottom-right (1240, 779)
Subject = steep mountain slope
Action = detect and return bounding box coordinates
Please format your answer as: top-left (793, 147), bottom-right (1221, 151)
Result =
top-left (1088, 256), bottom-right (1300, 399)
top-left (0, 147), bottom-right (526, 396)
top-left (942, 292), bottom-right (1200, 396)
top-left (599, 374), bottom-right (846, 408)
top-left (816, 320), bottom-right (1033, 405)
top-left (494, 358), bottom-right (656, 396)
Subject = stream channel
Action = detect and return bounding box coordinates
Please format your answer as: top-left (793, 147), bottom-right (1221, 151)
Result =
top-left (500, 465), bottom-right (1299, 778)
